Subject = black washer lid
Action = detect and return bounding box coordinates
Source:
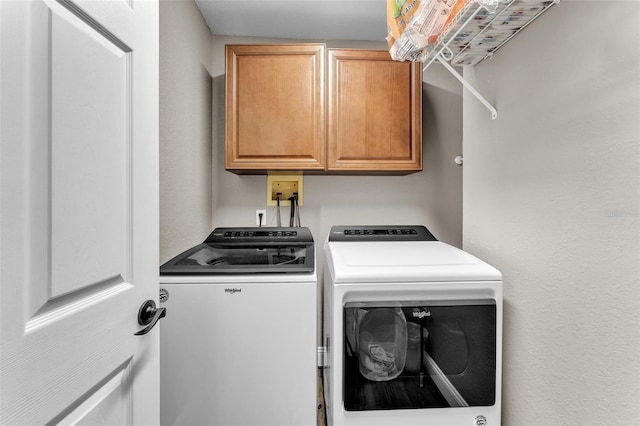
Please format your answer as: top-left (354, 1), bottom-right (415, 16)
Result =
top-left (160, 227), bottom-right (315, 275)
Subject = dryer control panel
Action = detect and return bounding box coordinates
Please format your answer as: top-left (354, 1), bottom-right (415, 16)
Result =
top-left (328, 225), bottom-right (437, 242)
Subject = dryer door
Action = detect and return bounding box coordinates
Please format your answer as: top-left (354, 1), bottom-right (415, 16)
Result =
top-left (343, 300), bottom-right (496, 411)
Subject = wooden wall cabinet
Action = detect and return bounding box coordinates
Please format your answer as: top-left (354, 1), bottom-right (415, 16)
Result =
top-left (225, 44), bottom-right (326, 172)
top-left (327, 49), bottom-right (422, 173)
top-left (225, 45), bottom-right (422, 174)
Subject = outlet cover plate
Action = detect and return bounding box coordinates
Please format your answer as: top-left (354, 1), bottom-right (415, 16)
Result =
top-left (256, 209), bottom-right (266, 226)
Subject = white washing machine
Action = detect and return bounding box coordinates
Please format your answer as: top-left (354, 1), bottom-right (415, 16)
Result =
top-left (323, 225), bottom-right (502, 426)
top-left (159, 227), bottom-right (317, 426)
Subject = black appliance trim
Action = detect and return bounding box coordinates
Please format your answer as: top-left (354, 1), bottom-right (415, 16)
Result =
top-left (328, 225), bottom-right (437, 242)
top-left (160, 227), bottom-right (314, 275)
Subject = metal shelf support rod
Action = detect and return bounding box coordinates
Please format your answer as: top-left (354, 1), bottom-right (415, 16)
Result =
top-left (430, 53), bottom-right (498, 120)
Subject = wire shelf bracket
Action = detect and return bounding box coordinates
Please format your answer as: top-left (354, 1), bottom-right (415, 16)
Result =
top-left (416, 0), bottom-right (560, 121)
top-left (428, 54), bottom-right (497, 120)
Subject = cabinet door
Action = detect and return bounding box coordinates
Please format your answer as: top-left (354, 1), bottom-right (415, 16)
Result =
top-left (327, 49), bottom-right (422, 173)
top-left (226, 44), bottom-right (325, 172)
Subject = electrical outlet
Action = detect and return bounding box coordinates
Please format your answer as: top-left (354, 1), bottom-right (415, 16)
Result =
top-left (256, 209), bottom-right (266, 226)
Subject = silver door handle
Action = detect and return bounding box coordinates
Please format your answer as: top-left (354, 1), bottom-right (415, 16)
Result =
top-left (134, 300), bottom-right (166, 336)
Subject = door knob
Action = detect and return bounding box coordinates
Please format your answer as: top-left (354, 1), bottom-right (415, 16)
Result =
top-left (134, 300), bottom-right (166, 336)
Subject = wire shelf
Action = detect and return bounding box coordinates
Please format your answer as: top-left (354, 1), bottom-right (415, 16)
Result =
top-left (422, 0), bottom-right (560, 69)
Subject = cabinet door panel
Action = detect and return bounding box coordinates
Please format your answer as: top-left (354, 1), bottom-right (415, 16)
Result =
top-left (328, 49), bottom-right (422, 173)
top-left (226, 44), bottom-right (325, 172)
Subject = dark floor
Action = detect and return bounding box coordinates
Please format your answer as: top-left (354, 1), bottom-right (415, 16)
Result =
top-left (317, 369), bottom-right (326, 426)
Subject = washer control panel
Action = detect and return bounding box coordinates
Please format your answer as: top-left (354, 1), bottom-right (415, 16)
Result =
top-left (328, 225), bottom-right (437, 242)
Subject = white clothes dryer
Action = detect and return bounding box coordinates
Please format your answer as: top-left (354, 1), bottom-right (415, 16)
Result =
top-left (323, 225), bottom-right (502, 426)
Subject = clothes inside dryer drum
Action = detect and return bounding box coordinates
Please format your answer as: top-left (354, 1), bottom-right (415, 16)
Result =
top-left (357, 308), bottom-right (407, 381)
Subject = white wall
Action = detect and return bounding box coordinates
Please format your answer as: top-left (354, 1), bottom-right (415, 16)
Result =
top-left (159, 2), bottom-right (465, 263)
top-left (462, 1), bottom-right (640, 424)
top-left (209, 35), bottom-right (464, 266)
top-left (159, 8), bottom-right (464, 369)
top-left (206, 37), bottom-right (464, 349)
top-left (159, 1), bottom-right (213, 263)
top-left (159, 0), bottom-right (640, 423)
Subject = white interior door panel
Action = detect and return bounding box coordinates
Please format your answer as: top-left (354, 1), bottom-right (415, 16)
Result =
top-left (0, 0), bottom-right (159, 424)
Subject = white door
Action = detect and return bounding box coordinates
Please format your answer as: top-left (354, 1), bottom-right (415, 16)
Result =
top-left (0, 0), bottom-right (159, 424)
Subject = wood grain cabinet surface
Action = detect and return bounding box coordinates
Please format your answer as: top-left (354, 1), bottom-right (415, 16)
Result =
top-left (225, 44), bottom-right (326, 172)
top-left (225, 45), bottom-right (422, 174)
top-left (327, 49), bottom-right (422, 173)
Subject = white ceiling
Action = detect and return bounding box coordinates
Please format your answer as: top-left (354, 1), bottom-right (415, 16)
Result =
top-left (194, 0), bottom-right (388, 42)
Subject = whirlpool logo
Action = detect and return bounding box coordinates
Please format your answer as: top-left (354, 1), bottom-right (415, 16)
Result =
top-left (224, 288), bottom-right (242, 294)
top-left (412, 310), bottom-right (431, 319)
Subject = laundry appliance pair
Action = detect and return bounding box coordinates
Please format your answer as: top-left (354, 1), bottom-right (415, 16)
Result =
top-left (158, 225), bottom-right (502, 426)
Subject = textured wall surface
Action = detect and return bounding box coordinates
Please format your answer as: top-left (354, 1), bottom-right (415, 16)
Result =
top-left (209, 35), bottom-right (465, 262)
top-left (159, 1), bottom-right (213, 263)
top-left (462, 1), bottom-right (640, 424)
top-left (159, 11), bottom-right (466, 263)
